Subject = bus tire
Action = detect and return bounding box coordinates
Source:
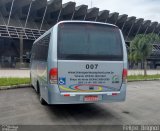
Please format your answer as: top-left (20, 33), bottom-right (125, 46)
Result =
top-left (38, 82), bottom-right (47, 105)
top-left (36, 81), bottom-right (40, 94)
top-left (39, 95), bottom-right (47, 105)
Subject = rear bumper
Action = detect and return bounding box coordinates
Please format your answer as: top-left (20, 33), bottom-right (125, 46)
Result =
top-left (47, 84), bottom-right (126, 104)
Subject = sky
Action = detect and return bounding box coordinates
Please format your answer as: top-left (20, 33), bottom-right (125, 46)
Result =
top-left (62, 0), bottom-right (160, 22)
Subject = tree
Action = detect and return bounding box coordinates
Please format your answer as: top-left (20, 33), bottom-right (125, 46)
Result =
top-left (129, 33), bottom-right (160, 76)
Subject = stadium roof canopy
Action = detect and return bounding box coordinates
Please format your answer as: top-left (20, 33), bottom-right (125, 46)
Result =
top-left (0, 0), bottom-right (160, 41)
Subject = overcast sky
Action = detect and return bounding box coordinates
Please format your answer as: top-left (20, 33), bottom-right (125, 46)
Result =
top-left (62, 0), bottom-right (160, 22)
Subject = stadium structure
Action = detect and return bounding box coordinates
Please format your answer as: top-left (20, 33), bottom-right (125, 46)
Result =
top-left (0, 0), bottom-right (160, 68)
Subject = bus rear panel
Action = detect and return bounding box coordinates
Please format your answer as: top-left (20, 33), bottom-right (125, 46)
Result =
top-left (30, 21), bottom-right (127, 104)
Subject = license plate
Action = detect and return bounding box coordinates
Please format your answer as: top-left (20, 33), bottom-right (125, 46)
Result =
top-left (84, 96), bottom-right (99, 102)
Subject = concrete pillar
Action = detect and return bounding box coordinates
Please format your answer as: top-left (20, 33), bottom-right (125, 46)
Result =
top-left (20, 35), bottom-right (23, 68)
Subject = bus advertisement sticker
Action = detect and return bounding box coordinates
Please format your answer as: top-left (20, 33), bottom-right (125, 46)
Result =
top-left (59, 77), bottom-right (66, 85)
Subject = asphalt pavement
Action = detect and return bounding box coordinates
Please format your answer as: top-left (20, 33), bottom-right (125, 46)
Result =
top-left (0, 81), bottom-right (160, 125)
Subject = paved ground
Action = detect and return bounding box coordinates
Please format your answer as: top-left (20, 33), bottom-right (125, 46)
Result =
top-left (0, 69), bottom-right (30, 78)
top-left (129, 70), bottom-right (160, 75)
top-left (0, 81), bottom-right (160, 125)
top-left (0, 69), bottom-right (160, 78)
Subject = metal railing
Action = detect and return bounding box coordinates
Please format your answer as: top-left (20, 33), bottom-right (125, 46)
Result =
top-left (0, 25), bottom-right (46, 40)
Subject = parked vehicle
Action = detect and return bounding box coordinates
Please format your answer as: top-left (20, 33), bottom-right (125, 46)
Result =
top-left (30, 21), bottom-right (128, 105)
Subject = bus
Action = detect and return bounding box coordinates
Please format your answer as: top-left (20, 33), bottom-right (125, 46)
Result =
top-left (30, 21), bottom-right (128, 105)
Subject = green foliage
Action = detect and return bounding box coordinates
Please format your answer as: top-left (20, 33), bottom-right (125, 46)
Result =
top-left (0, 78), bottom-right (30, 87)
top-left (129, 33), bottom-right (160, 63)
top-left (129, 33), bottom-right (160, 76)
top-left (128, 74), bottom-right (160, 82)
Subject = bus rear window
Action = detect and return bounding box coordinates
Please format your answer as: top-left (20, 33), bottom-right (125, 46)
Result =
top-left (58, 23), bottom-right (123, 61)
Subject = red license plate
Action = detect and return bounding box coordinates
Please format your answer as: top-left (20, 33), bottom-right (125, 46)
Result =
top-left (84, 96), bottom-right (99, 102)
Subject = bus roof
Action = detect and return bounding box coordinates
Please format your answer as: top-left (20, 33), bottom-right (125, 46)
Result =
top-left (56, 20), bottom-right (118, 28)
top-left (33, 20), bottom-right (118, 44)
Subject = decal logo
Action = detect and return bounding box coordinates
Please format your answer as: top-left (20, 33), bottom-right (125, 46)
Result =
top-left (59, 77), bottom-right (66, 85)
top-left (112, 75), bottom-right (119, 83)
top-left (59, 84), bottom-right (103, 92)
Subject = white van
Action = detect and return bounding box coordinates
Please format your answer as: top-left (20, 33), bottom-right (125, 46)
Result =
top-left (30, 21), bottom-right (128, 105)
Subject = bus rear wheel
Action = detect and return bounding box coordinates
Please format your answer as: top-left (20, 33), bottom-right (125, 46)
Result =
top-left (37, 81), bottom-right (47, 105)
top-left (39, 95), bottom-right (47, 105)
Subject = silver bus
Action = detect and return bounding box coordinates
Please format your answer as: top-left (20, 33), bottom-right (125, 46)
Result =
top-left (30, 21), bottom-right (128, 105)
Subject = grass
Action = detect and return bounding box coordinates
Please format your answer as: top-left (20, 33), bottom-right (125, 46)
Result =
top-left (128, 74), bottom-right (160, 81)
top-left (0, 74), bottom-right (160, 88)
top-left (0, 78), bottom-right (30, 87)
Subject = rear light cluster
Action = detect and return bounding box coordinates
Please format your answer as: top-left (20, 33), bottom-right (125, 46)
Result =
top-left (122, 69), bottom-right (128, 84)
top-left (49, 68), bottom-right (58, 84)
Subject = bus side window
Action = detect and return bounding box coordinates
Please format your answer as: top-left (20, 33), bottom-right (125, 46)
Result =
top-left (40, 34), bottom-right (50, 61)
top-left (33, 33), bottom-right (51, 62)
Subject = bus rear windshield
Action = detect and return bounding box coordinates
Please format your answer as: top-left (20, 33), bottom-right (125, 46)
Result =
top-left (58, 23), bottom-right (123, 61)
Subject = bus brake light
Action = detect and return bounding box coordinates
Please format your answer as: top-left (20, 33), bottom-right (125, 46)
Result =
top-left (122, 69), bottom-right (128, 83)
top-left (49, 68), bottom-right (58, 84)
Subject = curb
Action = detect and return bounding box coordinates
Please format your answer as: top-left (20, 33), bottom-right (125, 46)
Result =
top-left (0, 84), bottom-right (31, 90)
top-left (128, 78), bottom-right (160, 82)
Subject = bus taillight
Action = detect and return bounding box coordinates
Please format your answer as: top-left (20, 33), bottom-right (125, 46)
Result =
top-left (49, 68), bottom-right (58, 84)
top-left (122, 69), bottom-right (128, 84)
